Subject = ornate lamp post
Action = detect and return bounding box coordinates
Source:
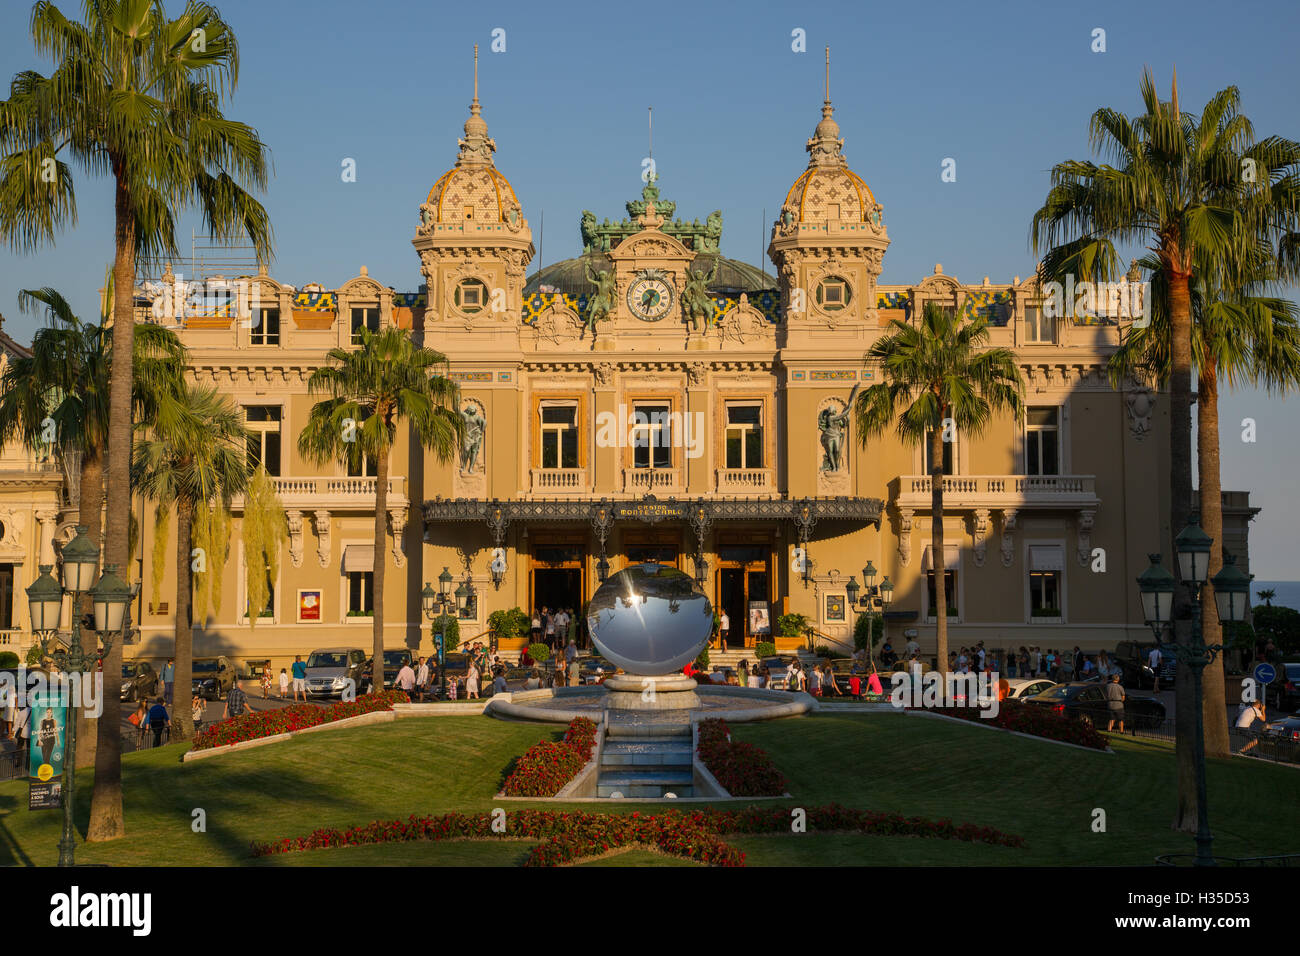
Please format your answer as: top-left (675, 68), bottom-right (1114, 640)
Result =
top-left (844, 575), bottom-right (860, 659)
top-left (877, 576), bottom-right (894, 657)
top-left (421, 568), bottom-right (456, 699)
top-left (1136, 516), bottom-right (1251, 867)
top-left (26, 526), bottom-right (131, 868)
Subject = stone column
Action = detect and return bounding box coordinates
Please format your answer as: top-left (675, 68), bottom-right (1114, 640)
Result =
top-left (34, 509), bottom-right (58, 567)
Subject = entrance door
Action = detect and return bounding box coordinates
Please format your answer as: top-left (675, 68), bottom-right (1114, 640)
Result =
top-left (719, 569), bottom-right (746, 648)
top-left (532, 568), bottom-right (582, 619)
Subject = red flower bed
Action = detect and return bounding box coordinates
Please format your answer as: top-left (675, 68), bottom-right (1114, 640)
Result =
top-left (928, 702), bottom-right (1109, 750)
top-left (190, 690), bottom-right (410, 751)
top-left (696, 718), bottom-right (787, 796)
top-left (500, 718), bottom-right (598, 797)
top-left (250, 802), bottom-right (1025, 866)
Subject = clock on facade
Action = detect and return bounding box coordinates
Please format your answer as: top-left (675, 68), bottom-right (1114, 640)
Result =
top-left (627, 270), bottom-right (675, 322)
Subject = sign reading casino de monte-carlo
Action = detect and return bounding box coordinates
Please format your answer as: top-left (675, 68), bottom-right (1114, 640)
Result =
top-left (615, 497), bottom-right (687, 523)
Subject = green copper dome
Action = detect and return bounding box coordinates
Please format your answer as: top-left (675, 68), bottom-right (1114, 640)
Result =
top-left (525, 251), bottom-right (776, 297)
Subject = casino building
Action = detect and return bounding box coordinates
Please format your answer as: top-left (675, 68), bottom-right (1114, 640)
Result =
top-left (114, 60), bottom-right (1258, 670)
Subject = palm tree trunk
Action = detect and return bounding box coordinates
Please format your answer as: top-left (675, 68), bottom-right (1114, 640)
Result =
top-left (1198, 360), bottom-right (1230, 757)
top-left (373, 439), bottom-right (390, 692)
top-left (74, 446), bottom-right (103, 770)
top-left (930, 425), bottom-right (948, 672)
top-left (173, 503), bottom-right (195, 741)
top-left (88, 172), bottom-right (136, 843)
top-left (1167, 266), bottom-right (1197, 833)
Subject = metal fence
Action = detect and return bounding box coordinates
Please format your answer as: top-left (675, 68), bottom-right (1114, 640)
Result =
top-left (0, 730), bottom-right (162, 783)
top-left (1111, 716), bottom-right (1300, 764)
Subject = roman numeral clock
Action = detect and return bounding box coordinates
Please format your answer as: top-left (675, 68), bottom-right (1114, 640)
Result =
top-left (627, 269), bottom-right (675, 321)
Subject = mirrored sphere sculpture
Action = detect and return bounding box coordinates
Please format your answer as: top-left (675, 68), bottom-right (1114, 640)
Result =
top-left (586, 563), bottom-right (713, 675)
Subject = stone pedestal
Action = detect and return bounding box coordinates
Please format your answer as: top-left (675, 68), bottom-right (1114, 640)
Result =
top-left (603, 673), bottom-right (701, 711)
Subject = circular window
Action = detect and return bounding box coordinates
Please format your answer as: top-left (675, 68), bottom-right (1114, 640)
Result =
top-left (816, 276), bottom-right (852, 312)
top-left (454, 278), bottom-right (489, 315)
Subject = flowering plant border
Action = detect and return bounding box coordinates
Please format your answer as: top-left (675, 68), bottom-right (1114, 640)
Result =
top-left (499, 717), bottom-right (598, 797)
top-left (926, 703), bottom-right (1109, 750)
top-left (250, 803), bottom-right (1025, 866)
top-left (190, 690), bottom-right (410, 751)
top-left (696, 718), bottom-right (787, 796)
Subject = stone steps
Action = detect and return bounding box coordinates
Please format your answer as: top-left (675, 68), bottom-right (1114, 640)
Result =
top-left (597, 725), bottom-right (696, 797)
top-left (597, 768), bottom-right (695, 799)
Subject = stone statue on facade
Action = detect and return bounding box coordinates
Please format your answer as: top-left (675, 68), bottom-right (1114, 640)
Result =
top-left (580, 210), bottom-right (598, 253)
top-left (818, 385), bottom-right (859, 472)
top-left (682, 258), bottom-right (718, 332)
top-left (460, 404), bottom-right (485, 473)
top-left (585, 261), bottom-right (617, 332)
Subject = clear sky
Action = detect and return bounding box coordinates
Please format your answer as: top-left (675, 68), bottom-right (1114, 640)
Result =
top-left (1, 0), bottom-right (1298, 577)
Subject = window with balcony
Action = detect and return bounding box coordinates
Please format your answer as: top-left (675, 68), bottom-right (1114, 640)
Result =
top-left (244, 406), bottom-right (282, 476)
top-left (1026, 407), bottom-right (1060, 476)
top-left (924, 430), bottom-right (955, 476)
top-left (725, 403), bottom-right (763, 469)
top-left (350, 306), bottom-right (379, 344)
top-left (631, 403), bottom-right (672, 469)
top-left (540, 404), bottom-right (579, 469)
top-left (347, 570), bottom-right (374, 617)
top-left (250, 308), bottom-right (280, 346)
top-left (1023, 305), bottom-right (1055, 343)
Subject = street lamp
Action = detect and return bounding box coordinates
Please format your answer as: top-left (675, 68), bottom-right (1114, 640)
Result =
top-left (596, 555), bottom-right (610, 585)
top-left (26, 526), bottom-right (131, 868)
top-left (862, 561), bottom-right (877, 592)
top-left (422, 570), bottom-right (456, 699)
top-left (1137, 521), bottom-right (1250, 868)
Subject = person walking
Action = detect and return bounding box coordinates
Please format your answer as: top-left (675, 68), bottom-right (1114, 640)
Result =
top-left (128, 700), bottom-right (148, 745)
top-left (530, 610), bottom-right (542, 643)
top-left (278, 667), bottom-right (289, 699)
top-left (544, 609), bottom-right (556, 651)
top-left (416, 656), bottom-right (431, 702)
top-left (259, 665), bottom-right (272, 699)
top-left (465, 660), bottom-right (480, 700)
top-left (719, 611), bottom-right (730, 652)
top-left (143, 697), bottom-right (170, 748)
top-left (191, 694), bottom-right (206, 737)
top-left (1237, 699), bottom-right (1267, 754)
top-left (162, 658), bottom-right (176, 705)
top-left (1103, 674), bottom-right (1126, 733)
top-left (1148, 644), bottom-right (1163, 692)
top-left (222, 679), bottom-right (250, 722)
top-left (394, 659), bottom-right (416, 698)
top-left (291, 655), bottom-right (308, 702)
top-left (567, 642), bottom-right (580, 688)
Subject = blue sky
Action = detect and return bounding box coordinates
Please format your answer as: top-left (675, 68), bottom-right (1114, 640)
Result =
top-left (2, 0), bottom-right (1298, 576)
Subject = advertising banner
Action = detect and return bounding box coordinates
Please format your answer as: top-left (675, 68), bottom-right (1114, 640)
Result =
top-left (28, 691), bottom-right (67, 811)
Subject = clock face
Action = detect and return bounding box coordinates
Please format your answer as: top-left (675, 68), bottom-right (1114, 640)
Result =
top-left (627, 273), bottom-right (675, 322)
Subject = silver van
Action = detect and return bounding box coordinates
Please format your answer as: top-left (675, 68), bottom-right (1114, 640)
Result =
top-left (304, 647), bottom-right (367, 698)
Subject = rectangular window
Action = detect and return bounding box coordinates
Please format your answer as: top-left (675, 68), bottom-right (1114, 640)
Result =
top-left (247, 571), bottom-right (274, 620)
top-left (725, 403), bottom-right (763, 469)
top-left (1024, 305), bottom-right (1055, 343)
top-left (249, 308), bottom-right (280, 346)
top-left (631, 404), bottom-right (672, 469)
top-left (1025, 406), bottom-right (1060, 476)
top-left (346, 454), bottom-right (378, 477)
top-left (350, 307), bottom-right (380, 344)
top-left (1029, 570), bottom-right (1062, 616)
top-left (540, 404), bottom-right (579, 469)
top-left (244, 405), bottom-right (282, 476)
top-left (348, 571), bottom-right (374, 616)
top-left (925, 432), bottom-right (955, 476)
top-left (0, 563), bottom-right (13, 629)
top-left (925, 570), bottom-right (959, 619)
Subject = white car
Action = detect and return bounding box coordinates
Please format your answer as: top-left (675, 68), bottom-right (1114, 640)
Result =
top-left (1004, 678), bottom-right (1057, 700)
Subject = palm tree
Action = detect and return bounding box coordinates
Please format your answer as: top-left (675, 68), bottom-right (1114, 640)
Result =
top-left (133, 384), bottom-right (249, 740)
top-left (1259, 589), bottom-right (1276, 607)
top-left (1111, 252), bottom-right (1300, 756)
top-left (0, 284), bottom-right (185, 764)
top-left (298, 327), bottom-right (463, 684)
top-left (1031, 69), bottom-right (1300, 830)
top-left (855, 302), bottom-right (1024, 671)
top-left (0, 0), bottom-right (272, 843)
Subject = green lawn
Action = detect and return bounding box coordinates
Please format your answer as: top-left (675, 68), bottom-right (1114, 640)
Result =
top-left (0, 713), bottom-right (1291, 866)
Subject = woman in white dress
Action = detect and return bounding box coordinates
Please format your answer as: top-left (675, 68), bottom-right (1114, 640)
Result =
top-left (465, 662), bottom-right (480, 700)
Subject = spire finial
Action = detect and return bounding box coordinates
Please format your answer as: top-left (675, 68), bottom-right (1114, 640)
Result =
top-left (472, 44), bottom-right (480, 112)
top-left (824, 46), bottom-right (831, 107)
top-left (648, 105), bottom-right (653, 159)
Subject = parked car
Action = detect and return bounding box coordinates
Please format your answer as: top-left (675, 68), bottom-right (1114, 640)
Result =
top-left (191, 656), bottom-right (236, 700)
top-left (1003, 677), bottom-right (1057, 701)
top-left (303, 647), bottom-right (366, 698)
top-left (579, 656), bottom-right (616, 684)
top-left (1111, 641), bottom-right (1177, 689)
top-left (1260, 713), bottom-right (1300, 762)
top-left (360, 649), bottom-right (414, 694)
top-left (760, 655), bottom-right (798, 690)
top-left (1266, 662), bottom-right (1300, 712)
top-left (120, 661), bottom-right (160, 702)
top-left (1023, 681), bottom-right (1166, 730)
